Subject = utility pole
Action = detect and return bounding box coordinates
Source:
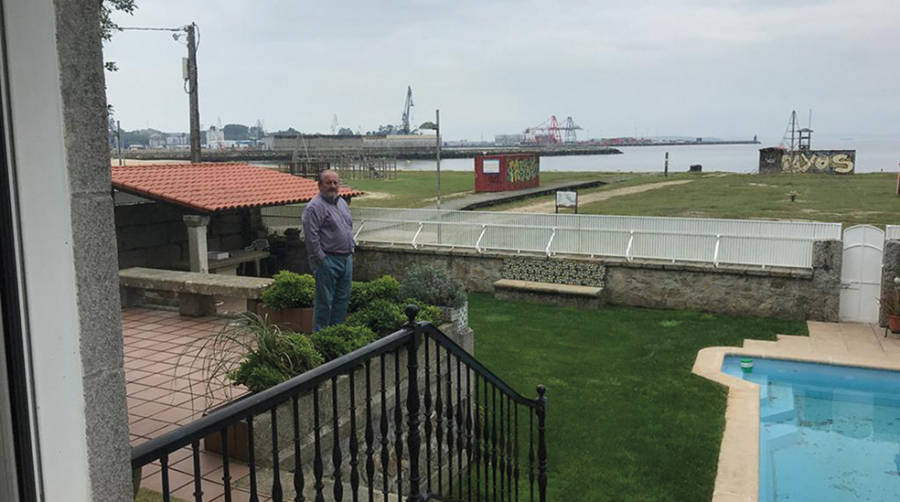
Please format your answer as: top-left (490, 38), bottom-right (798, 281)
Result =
top-left (435, 109), bottom-right (441, 209)
top-left (186, 23), bottom-right (201, 163)
top-left (664, 151), bottom-right (669, 177)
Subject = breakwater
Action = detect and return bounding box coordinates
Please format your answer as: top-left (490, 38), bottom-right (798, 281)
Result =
top-left (115, 144), bottom-right (623, 162)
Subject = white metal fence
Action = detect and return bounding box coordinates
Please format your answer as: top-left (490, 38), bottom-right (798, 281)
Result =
top-left (261, 206), bottom-right (843, 269)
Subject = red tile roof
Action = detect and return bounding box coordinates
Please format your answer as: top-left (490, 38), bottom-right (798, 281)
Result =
top-left (111, 163), bottom-right (363, 213)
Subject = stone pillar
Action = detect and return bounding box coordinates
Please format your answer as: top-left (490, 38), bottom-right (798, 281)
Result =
top-left (879, 240), bottom-right (900, 326)
top-left (1, 0), bottom-right (134, 499)
top-left (184, 214), bottom-right (210, 273)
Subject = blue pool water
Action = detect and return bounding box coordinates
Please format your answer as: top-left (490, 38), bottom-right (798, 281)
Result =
top-left (722, 356), bottom-right (900, 502)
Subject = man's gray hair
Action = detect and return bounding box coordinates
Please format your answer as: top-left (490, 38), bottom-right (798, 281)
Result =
top-left (317, 169), bottom-right (338, 183)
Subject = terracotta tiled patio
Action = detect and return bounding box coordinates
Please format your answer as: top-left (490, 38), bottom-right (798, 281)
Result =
top-left (123, 307), bottom-right (262, 501)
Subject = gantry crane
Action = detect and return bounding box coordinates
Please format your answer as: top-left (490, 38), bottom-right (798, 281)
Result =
top-left (524, 115), bottom-right (582, 144)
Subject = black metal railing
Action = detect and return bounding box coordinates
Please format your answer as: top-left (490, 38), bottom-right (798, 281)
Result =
top-left (131, 305), bottom-right (548, 501)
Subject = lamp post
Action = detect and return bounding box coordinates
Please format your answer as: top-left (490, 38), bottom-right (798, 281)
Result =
top-left (419, 109), bottom-right (441, 209)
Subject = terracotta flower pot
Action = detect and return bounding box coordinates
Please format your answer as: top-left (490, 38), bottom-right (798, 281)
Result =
top-left (889, 315), bottom-right (900, 334)
top-left (257, 304), bottom-right (315, 334)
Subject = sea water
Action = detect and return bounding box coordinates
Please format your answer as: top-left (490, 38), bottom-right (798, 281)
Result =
top-left (404, 135), bottom-right (900, 174)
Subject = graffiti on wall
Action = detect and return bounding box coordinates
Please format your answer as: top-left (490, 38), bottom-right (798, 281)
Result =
top-left (781, 150), bottom-right (855, 174)
top-left (506, 156), bottom-right (539, 183)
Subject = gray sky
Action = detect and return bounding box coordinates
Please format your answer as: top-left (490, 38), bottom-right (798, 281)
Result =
top-left (103, 0), bottom-right (900, 141)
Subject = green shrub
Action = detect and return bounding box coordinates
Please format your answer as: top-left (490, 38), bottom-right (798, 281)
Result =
top-left (349, 281), bottom-right (368, 312)
top-left (261, 270), bottom-right (315, 310)
top-left (228, 358), bottom-right (289, 393)
top-left (220, 314), bottom-right (323, 392)
top-left (403, 298), bottom-right (444, 325)
top-left (310, 324), bottom-right (377, 361)
top-left (400, 265), bottom-right (466, 308)
top-left (350, 275), bottom-right (401, 312)
top-left (367, 275), bottom-right (401, 302)
top-left (346, 299), bottom-right (407, 336)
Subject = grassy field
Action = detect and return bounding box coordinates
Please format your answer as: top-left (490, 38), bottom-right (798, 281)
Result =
top-left (468, 292), bottom-right (807, 502)
top-left (343, 170), bottom-right (900, 228)
top-left (486, 172), bottom-right (900, 228)
top-left (347, 170), bottom-right (625, 208)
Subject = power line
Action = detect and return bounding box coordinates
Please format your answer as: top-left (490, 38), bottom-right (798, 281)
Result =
top-left (118, 26), bottom-right (184, 32)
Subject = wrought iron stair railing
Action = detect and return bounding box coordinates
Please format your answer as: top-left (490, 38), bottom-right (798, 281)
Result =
top-left (131, 305), bottom-right (548, 502)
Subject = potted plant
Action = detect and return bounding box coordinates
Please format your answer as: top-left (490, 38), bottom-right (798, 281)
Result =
top-left (258, 270), bottom-right (316, 333)
top-left (197, 313), bottom-right (323, 460)
top-left (878, 290), bottom-right (900, 333)
top-left (400, 264), bottom-right (468, 333)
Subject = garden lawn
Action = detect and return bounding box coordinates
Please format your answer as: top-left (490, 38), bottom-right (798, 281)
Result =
top-left (467, 293), bottom-right (807, 501)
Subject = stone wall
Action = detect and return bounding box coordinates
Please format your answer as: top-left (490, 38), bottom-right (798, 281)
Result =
top-left (115, 201), bottom-right (263, 269)
top-left (603, 240), bottom-right (840, 321)
top-left (278, 240), bottom-right (841, 321)
top-left (879, 239), bottom-right (900, 326)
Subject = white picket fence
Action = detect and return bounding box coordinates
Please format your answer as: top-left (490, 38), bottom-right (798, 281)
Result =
top-left (261, 206), bottom-right (842, 269)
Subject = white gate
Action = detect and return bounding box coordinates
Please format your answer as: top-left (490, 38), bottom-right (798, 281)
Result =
top-left (839, 225), bottom-right (884, 323)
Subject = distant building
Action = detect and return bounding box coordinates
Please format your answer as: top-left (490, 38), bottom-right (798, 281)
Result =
top-left (148, 133), bottom-right (165, 149)
top-left (165, 134), bottom-right (189, 149)
top-left (262, 133), bottom-right (435, 151)
top-left (206, 125), bottom-right (228, 149)
top-left (495, 134), bottom-right (525, 146)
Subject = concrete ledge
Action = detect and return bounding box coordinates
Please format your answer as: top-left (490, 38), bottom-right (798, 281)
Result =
top-left (493, 279), bottom-right (603, 297)
top-left (119, 267), bottom-right (272, 298)
top-left (119, 267), bottom-right (273, 316)
top-left (493, 279), bottom-right (605, 309)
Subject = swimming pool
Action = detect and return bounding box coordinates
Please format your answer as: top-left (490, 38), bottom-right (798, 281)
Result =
top-left (722, 356), bottom-right (900, 502)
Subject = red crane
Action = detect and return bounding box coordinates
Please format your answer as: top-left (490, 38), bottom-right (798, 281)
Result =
top-left (524, 115), bottom-right (579, 144)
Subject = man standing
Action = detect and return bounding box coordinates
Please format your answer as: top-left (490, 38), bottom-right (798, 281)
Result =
top-left (302, 169), bottom-right (354, 331)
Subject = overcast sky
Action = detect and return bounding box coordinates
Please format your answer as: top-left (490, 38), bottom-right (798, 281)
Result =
top-left (103, 0), bottom-right (900, 141)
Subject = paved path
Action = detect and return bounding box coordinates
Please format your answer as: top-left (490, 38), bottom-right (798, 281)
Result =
top-left (739, 321), bottom-right (900, 365)
top-left (510, 179), bottom-right (693, 213)
top-left (425, 178), bottom-right (612, 211)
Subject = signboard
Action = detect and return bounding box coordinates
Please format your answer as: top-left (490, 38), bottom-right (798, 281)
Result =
top-left (555, 190), bottom-right (577, 213)
top-left (556, 191), bottom-right (577, 207)
top-left (483, 159), bottom-right (500, 174)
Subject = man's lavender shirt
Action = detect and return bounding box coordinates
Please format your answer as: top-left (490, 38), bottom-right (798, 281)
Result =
top-left (302, 194), bottom-right (355, 262)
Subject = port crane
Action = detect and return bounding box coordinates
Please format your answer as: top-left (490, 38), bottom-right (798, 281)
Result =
top-left (524, 115), bottom-right (582, 144)
top-left (400, 86), bottom-right (414, 134)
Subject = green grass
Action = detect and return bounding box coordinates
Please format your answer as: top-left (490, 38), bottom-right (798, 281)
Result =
top-left (486, 172), bottom-right (900, 228)
top-left (347, 170), bottom-right (623, 208)
top-left (468, 293), bottom-right (807, 501)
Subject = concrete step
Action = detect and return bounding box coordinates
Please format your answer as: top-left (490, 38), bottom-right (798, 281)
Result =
top-left (775, 334), bottom-right (812, 350)
top-left (742, 339), bottom-right (778, 351)
top-left (760, 382), bottom-right (795, 423)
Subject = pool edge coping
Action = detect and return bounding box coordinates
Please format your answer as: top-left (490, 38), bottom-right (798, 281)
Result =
top-left (692, 344), bottom-right (900, 502)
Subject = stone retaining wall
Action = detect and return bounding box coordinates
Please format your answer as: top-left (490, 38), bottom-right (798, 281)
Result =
top-left (879, 239), bottom-right (900, 326)
top-left (283, 241), bottom-right (840, 321)
top-left (603, 241), bottom-right (840, 321)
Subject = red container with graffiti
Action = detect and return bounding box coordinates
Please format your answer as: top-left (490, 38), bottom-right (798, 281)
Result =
top-left (474, 153), bottom-right (540, 193)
